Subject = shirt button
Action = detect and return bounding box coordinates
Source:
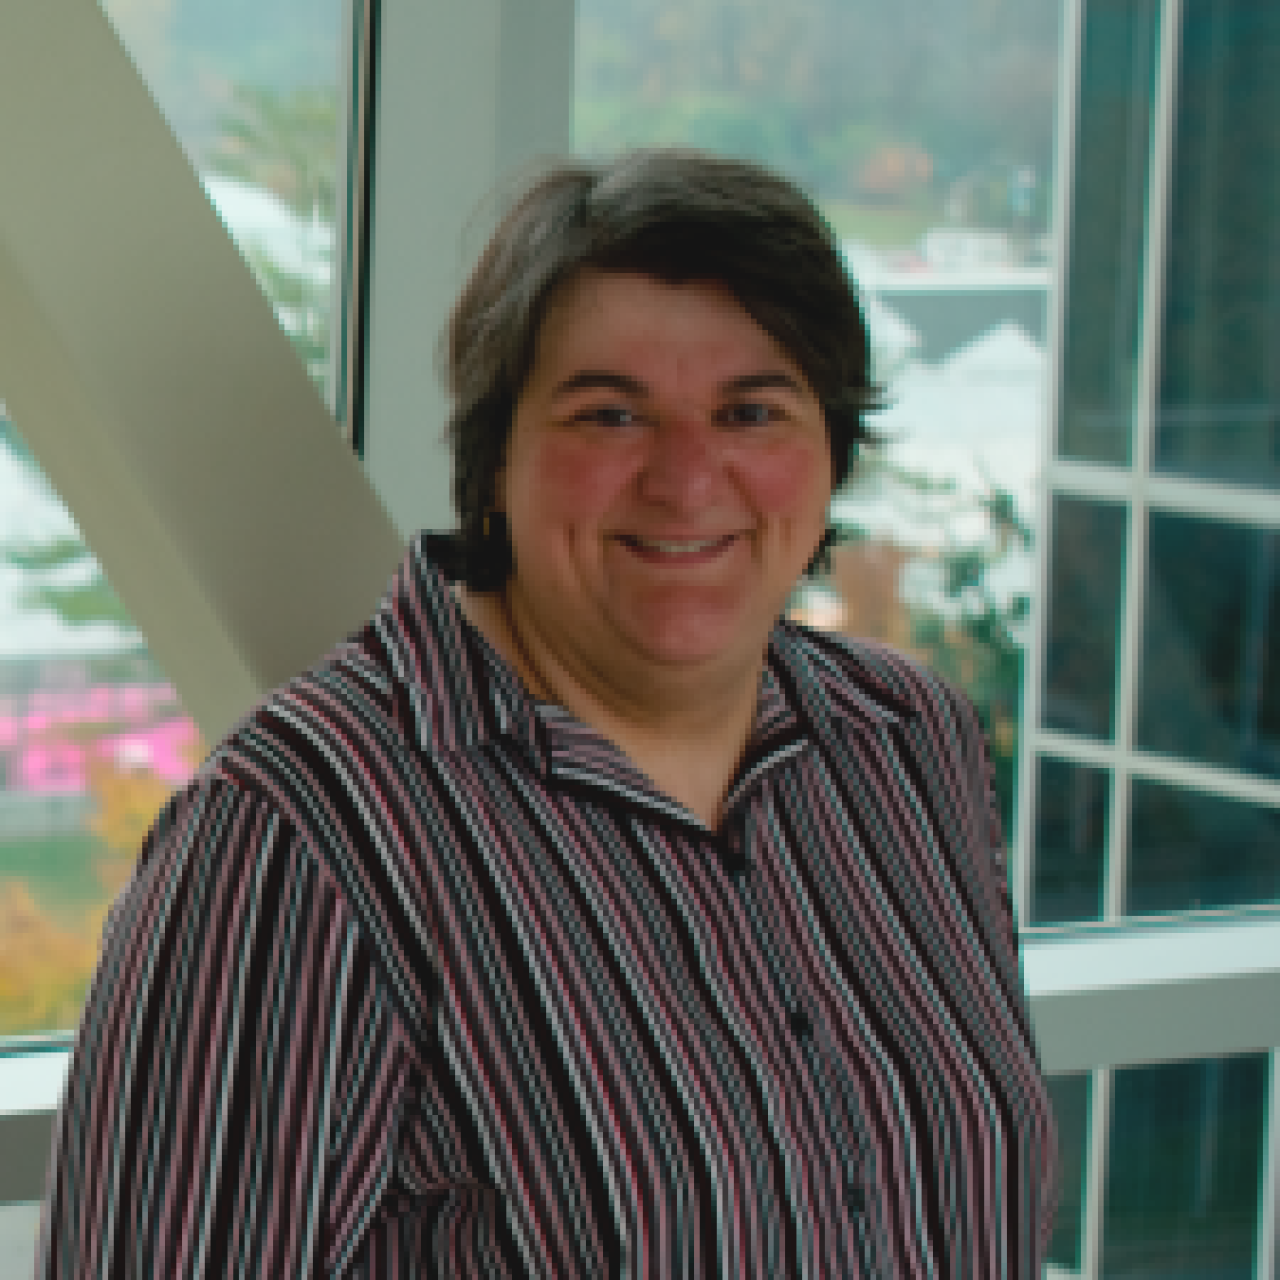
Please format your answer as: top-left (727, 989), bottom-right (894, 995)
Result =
top-left (787, 1007), bottom-right (813, 1039)
top-left (719, 833), bottom-right (749, 880)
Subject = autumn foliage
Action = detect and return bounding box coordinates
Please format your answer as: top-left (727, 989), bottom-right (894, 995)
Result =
top-left (0, 881), bottom-right (100, 1037)
top-left (0, 723), bottom-right (203, 1037)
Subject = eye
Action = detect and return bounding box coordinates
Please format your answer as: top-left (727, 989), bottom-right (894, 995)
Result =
top-left (721, 401), bottom-right (779, 426)
top-left (576, 405), bottom-right (639, 429)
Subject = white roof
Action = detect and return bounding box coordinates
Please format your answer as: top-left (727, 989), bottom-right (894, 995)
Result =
top-left (943, 320), bottom-right (1044, 378)
top-left (201, 174), bottom-right (332, 284)
top-left (831, 322), bottom-right (1048, 621)
top-left (863, 292), bottom-right (920, 362)
top-left (0, 439), bottom-right (138, 656)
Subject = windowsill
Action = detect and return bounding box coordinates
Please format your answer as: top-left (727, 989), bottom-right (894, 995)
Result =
top-left (0, 1036), bottom-right (73, 1118)
top-left (1024, 904), bottom-right (1280, 991)
top-left (0, 1202), bottom-right (42, 1275)
top-left (1024, 910), bottom-right (1280, 1072)
top-left (0, 1039), bottom-right (71, 1206)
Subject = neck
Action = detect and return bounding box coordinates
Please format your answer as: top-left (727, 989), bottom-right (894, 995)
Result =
top-left (460, 585), bottom-right (762, 827)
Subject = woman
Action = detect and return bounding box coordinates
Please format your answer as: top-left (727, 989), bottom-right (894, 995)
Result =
top-left (40, 151), bottom-right (1056, 1277)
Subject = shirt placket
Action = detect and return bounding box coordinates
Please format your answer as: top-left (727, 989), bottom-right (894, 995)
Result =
top-left (714, 790), bottom-right (883, 1279)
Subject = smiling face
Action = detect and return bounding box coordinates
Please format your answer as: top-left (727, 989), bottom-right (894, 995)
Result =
top-left (496, 270), bottom-right (833, 707)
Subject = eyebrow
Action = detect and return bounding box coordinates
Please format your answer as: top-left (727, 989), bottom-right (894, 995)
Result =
top-left (550, 371), bottom-right (648, 399)
top-left (723, 372), bottom-right (809, 396)
top-left (549, 369), bottom-right (810, 399)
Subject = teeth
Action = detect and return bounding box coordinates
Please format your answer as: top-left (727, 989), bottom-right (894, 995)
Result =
top-left (633, 537), bottom-right (723, 553)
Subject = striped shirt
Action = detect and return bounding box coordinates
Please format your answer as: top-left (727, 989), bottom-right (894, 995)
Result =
top-left (38, 532), bottom-right (1057, 1278)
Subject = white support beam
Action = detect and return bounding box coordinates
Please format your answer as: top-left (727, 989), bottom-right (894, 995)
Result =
top-left (0, 0), bottom-right (402, 743)
top-left (360, 0), bottom-right (577, 536)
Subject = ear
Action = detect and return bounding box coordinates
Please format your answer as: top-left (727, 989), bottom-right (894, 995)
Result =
top-left (490, 459), bottom-right (508, 516)
top-left (490, 411), bottom-right (516, 515)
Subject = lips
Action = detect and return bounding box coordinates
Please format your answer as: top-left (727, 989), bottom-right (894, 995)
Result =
top-left (618, 534), bottom-right (737, 559)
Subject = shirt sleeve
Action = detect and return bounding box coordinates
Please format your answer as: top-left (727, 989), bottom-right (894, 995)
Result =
top-left (975, 712), bottom-right (1020, 960)
top-left (952, 686), bottom-right (1061, 1252)
top-left (944, 684), bottom-right (1021, 965)
top-left (35, 774), bottom-right (411, 1278)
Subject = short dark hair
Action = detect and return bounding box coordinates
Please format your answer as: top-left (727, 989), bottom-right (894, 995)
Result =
top-left (443, 149), bottom-right (880, 589)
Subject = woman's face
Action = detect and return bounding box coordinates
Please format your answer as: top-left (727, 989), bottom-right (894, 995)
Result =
top-left (496, 270), bottom-right (832, 692)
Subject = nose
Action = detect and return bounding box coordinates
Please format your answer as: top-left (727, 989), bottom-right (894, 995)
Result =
top-left (637, 414), bottom-right (723, 509)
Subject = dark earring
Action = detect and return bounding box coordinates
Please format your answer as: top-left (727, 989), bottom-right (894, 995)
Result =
top-left (807, 527), bottom-right (838, 577)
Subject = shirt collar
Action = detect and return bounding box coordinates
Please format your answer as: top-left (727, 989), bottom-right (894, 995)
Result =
top-left (371, 532), bottom-right (545, 768)
top-left (375, 532), bottom-right (914, 825)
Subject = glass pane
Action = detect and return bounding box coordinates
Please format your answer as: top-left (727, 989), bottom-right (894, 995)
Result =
top-left (575, 0), bottom-right (1064, 831)
top-left (1043, 495), bottom-right (1127, 741)
top-left (1137, 512), bottom-right (1280, 780)
top-left (1031, 755), bottom-right (1109, 925)
top-left (0, 410), bottom-right (203, 1037)
top-left (101, 0), bottom-right (345, 394)
top-left (1153, 0), bottom-right (1280, 491)
top-left (1127, 778), bottom-right (1280, 916)
top-left (1102, 1053), bottom-right (1267, 1279)
top-left (1058, 0), bottom-right (1162, 467)
top-left (1045, 1072), bottom-right (1091, 1273)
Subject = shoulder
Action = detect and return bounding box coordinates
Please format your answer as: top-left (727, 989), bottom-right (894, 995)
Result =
top-left (776, 621), bottom-right (1000, 845)
top-left (117, 637), bottom-right (397, 926)
top-left (779, 623), bottom-right (1017, 945)
top-left (200, 531), bottom-right (472, 825)
top-left (140, 611), bottom-right (442, 1040)
top-left (776, 618), bottom-right (986, 744)
top-left (195, 632), bottom-right (399, 838)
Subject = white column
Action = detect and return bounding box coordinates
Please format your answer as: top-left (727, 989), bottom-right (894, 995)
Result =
top-left (360, 0), bottom-right (577, 536)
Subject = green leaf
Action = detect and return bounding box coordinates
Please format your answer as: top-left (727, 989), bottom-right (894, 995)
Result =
top-left (17, 580), bottom-right (134, 631)
top-left (2, 535), bottom-right (91, 574)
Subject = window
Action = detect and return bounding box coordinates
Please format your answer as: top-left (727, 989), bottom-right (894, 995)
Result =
top-left (103, 0), bottom-right (346, 399)
top-left (1034, 0), bottom-right (1280, 1270)
top-left (1102, 1054), bottom-right (1269, 1279)
top-left (1037, 0), bottom-right (1280, 932)
top-left (0, 413), bottom-right (202, 1040)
